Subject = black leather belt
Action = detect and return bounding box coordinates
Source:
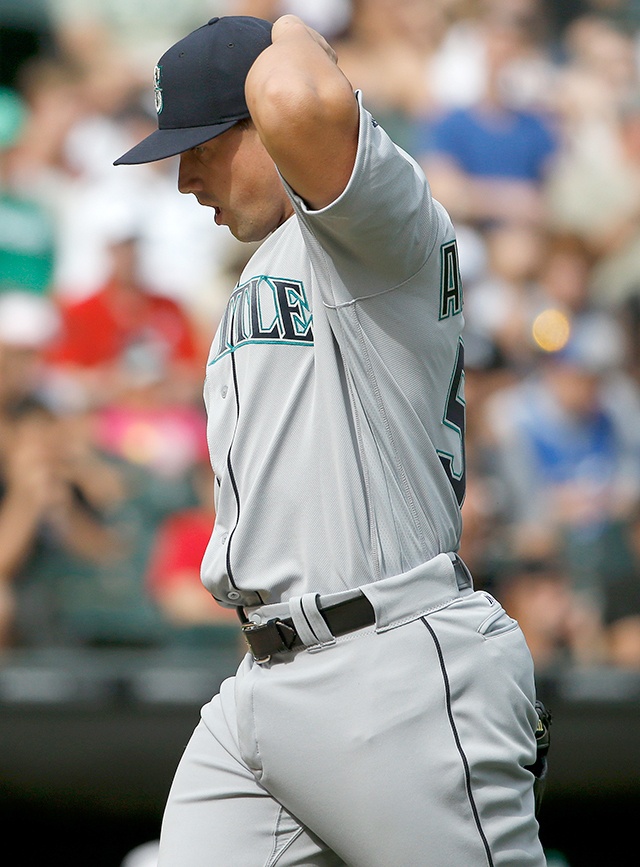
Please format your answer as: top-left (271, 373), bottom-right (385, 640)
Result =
top-left (241, 593), bottom-right (375, 664)
top-left (241, 557), bottom-right (472, 663)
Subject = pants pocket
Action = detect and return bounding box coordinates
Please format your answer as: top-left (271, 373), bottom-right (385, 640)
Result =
top-left (477, 603), bottom-right (519, 640)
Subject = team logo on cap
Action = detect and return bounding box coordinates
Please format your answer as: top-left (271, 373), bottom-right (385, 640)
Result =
top-left (154, 65), bottom-right (163, 115)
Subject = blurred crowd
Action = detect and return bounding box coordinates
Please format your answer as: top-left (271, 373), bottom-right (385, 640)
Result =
top-left (2, 0), bottom-right (640, 673)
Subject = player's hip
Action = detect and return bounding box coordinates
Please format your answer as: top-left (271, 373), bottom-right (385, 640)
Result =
top-left (224, 597), bottom-right (541, 866)
top-left (240, 551), bottom-right (473, 660)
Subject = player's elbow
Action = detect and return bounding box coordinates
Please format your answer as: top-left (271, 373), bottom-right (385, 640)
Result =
top-left (246, 67), bottom-right (355, 153)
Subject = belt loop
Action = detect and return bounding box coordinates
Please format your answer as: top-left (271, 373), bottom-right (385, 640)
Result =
top-left (289, 593), bottom-right (336, 648)
top-left (452, 555), bottom-right (474, 592)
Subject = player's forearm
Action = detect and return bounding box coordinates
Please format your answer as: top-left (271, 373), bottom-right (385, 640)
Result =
top-left (0, 493), bottom-right (42, 576)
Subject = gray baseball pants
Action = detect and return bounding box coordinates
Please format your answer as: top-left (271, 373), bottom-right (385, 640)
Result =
top-left (158, 555), bottom-right (547, 866)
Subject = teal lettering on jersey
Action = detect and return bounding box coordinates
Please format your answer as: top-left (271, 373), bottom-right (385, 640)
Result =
top-left (210, 275), bottom-right (314, 365)
top-left (439, 240), bottom-right (463, 320)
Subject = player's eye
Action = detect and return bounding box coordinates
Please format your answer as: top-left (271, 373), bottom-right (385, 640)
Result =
top-left (192, 144), bottom-right (213, 165)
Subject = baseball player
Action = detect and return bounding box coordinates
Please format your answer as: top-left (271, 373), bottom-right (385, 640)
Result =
top-left (115, 15), bottom-right (547, 866)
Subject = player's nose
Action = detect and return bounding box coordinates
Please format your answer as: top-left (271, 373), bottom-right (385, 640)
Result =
top-left (177, 151), bottom-right (202, 195)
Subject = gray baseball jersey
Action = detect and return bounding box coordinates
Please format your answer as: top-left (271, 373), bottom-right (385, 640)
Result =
top-left (160, 91), bottom-right (546, 867)
top-left (201, 92), bottom-right (465, 610)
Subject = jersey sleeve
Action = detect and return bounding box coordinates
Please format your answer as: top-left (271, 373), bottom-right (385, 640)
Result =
top-left (282, 92), bottom-right (453, 304)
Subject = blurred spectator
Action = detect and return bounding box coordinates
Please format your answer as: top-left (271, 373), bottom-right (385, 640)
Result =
top-left (540, 0), bottom-right (640, 52)
top-left (1, 0), bottom-right (640, 672)
top-left (544, 17), bottom-right (640, 204)
top-left (0, 84), bottom-right (56, 297)
top-left (547, 89), bottom-right (640, 309)
top-left (9, 52), bottom-right (140, 300)
top-left (498, 507), bottom-right (640, 670)
top-left (229, 0), bottom-right (351, 39)
top-left (0, 0), bottom-right (55, 91)
top-left (146, 458), bottom-right (238, 634)
top-left (333, 0), bottom-right (449, 152)
top-left (533, 232), bottom-right (596, 315)
top-left (0, 291), bottom-right (60, 410)
top-left (93, 398), bottom-right (209, 482)
top-left (48, 0), bottom-right (230, 75)
top-left (464, 228), bottom-right (601, 373)
top-left (0, 279), bottom-right (202, 650)
top-left (463, 223), bottom-right (548, 366)
top-left (57, 86), bottom-right (238, 313)
top-left (48, 228), bottom-right (203, 405)
top-left (0, 398), bottom-right (61, 647)
top-left (427, 0), bottom-right (557, 113)
top-left (2, 399), bottom-right (200, 648)
top-left (458, 467), bottom-right (504, 594)
top-left (0, 397), bottom-right (134, 647)
top-left (496, 556), bottom-right (607, 668)
top-left (623, 289), bottom-right (640, 386)
top-left (483, 312), bottom-right (640, 630)
top-left (46, 228), bottom-right (210, 479)
top-left (596, 506), bottom-right (640, 668)
top-left (419, 3), bottom-right (559, 228)
top-left (561, 13), bottom-right (639, 108)
top-left (13, 55), bottom-right (87, 174)
top-left (0, 291), bottom-right (62, 646)
top-left (9, 43), bottom-right (238, 322)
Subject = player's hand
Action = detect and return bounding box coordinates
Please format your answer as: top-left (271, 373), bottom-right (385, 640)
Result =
top-left (272, 15), bottom-right (338, 65)
top-left (4, 431), bottom-right (59, 513)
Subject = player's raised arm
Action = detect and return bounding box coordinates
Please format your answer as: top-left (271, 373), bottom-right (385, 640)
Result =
top-left (245, 15), bottom-right (359, 210)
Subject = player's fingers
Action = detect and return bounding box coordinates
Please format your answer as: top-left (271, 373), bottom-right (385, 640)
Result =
top-left (273, 15), bottom-right (338, 64)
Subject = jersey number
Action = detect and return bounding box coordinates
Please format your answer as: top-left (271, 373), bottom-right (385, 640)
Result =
top-left (438, 339), bottom-right (466, 507)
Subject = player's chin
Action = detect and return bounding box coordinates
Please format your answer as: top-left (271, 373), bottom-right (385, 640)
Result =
top-left (229, 218), bottom-right (273, 244)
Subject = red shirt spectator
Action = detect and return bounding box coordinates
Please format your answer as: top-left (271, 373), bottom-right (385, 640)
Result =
top-left (146, 506), bottom-right (237, 626)
top-left (48, 235), bottom-right (203, 392)
top-left (49, 275), bottom-right (199, 369)
top-left (47, 236), bottom-right (205, 436)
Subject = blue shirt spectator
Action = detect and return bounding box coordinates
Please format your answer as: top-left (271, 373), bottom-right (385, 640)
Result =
top-left (425, 104), bottom-right (558, 183)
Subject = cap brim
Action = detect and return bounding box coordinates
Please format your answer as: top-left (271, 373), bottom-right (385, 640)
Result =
top-left (113, 120), bottom-right (238, 165)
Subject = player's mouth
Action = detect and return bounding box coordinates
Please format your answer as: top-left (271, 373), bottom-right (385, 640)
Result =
top-left (193, 195), bottom-right (225, 226)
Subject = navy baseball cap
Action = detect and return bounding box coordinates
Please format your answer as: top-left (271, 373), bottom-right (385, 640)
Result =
top-left (114, 16), bottom-right (272, 165)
